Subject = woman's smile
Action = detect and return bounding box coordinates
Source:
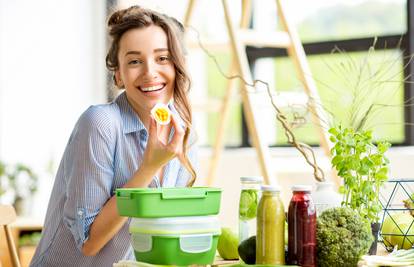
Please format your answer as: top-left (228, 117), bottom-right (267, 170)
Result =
top-left (138, 83), bottom-right (166, 92)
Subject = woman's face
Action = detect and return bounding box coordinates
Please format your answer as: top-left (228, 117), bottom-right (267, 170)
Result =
top-left (116, 25), bottom-right (175, 116)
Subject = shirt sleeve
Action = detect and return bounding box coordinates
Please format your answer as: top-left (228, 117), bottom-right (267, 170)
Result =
top-left (61, 106), bottom-right (116, 251)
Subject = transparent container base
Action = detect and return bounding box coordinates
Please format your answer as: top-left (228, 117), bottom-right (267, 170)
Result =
top-left (239, 219), bottom-right (256, 244)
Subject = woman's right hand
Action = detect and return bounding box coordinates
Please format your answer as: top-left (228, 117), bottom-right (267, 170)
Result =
top-left (141, 113), bottom-right (185, 173)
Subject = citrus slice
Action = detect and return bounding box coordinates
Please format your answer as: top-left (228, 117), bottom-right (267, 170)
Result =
top-left (151, 103), bottom-right (171, 125)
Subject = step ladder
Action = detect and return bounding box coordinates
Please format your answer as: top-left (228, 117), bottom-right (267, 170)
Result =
top-left (183, 0), bottom-right (332, 185)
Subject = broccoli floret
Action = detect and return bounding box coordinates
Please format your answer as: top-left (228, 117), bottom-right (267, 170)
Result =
top-left (317, 207), bottom-right (373, 267)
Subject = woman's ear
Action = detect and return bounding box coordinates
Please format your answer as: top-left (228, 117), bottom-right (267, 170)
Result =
top-left (114, 71), bottom-right (124, 88)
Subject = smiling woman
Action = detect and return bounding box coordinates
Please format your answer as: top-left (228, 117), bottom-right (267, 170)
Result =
top-left (28, 5), bottom-right (197, 267)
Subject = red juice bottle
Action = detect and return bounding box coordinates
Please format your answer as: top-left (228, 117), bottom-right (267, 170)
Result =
top-left (287, 185), bottom-right (316, 267)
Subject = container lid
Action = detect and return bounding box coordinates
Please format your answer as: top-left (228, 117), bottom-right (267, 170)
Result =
top-left (129, 215), bottom-right (221, 235)
top-left (240, 176), bottom-right (263, 183)
top-left (261, 185), bottom-right (281, 192)
top-left (291, 185), bottom-right (312, 192)
top-left (116, 187), bottom-right (221, 198)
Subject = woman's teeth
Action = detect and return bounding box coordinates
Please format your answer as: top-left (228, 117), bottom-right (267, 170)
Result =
top-left (140, 84), bottom-right (164, 92)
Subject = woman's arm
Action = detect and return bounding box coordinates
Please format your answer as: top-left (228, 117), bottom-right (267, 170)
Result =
top-left (81, 165), bottom-right (157, 256)
top-left (81, 115), bottom-right (185, 256)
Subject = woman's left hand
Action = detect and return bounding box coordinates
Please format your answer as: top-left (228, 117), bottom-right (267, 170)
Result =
top-left (141, 113), bottom-right (185, 172)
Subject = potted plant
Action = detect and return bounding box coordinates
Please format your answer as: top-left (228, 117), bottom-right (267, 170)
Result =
top-left (329, 125), bottom-right (390, 254)
top-left (0, 160), bottom-right (38, 215)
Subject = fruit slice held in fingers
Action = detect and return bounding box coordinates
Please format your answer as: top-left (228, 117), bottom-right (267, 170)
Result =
top-left (151, 103), bottom-right (171, 125)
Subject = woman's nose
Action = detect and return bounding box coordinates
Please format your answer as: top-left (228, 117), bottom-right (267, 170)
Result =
top-left (141, 60), bottom-right (158, 78)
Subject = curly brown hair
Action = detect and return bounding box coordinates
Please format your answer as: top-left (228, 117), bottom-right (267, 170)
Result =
top-left (106, 6), bottom-right (196, 186)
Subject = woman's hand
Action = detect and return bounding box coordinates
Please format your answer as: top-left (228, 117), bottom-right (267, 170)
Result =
top-left (141, 113), bottom-right (185, 172)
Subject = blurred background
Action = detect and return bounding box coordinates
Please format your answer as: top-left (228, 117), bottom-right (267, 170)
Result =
top-left (0, 0), bottom-right (413, 265)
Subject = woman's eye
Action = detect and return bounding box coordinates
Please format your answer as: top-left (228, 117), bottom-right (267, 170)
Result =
top-left (159, 56), bottom-right (170, 62)
top-left (128, 59), bottom-right (141, 65)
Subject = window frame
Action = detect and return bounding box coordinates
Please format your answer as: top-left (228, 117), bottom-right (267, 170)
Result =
top-left (241, 1), bottom-right (413, 147)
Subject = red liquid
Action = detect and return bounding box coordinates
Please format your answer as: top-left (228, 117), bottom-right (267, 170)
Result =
top-left (287, 190), bottom-right (317, 267)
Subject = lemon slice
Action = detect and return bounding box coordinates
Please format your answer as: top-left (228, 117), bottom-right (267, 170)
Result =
top-left (151, 103), bottom-right (171, 125)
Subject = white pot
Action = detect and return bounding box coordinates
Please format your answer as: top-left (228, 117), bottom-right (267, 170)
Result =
top-left (312, 182), bottom-right (342, 215)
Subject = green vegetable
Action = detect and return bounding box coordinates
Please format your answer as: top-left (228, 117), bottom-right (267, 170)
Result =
top-left (329, 126), bottom-right (390, 223)
top-left (239, 189), bottom-right (258, 220)
top-left (317, 207), bottom-right (373, 267)
top-left (238, 235), bottom-right (256, 264)
top-left (217, 227), bottom-right (239, 260)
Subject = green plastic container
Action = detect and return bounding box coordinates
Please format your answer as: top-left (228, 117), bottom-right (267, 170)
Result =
top-left (130, 216), bottom-right (221, 265)
top-left (116, 187), bottom-right (221, 218)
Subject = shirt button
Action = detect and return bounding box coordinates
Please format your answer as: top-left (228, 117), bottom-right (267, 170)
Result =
top-left (78, 210), bottom-right (83, 216)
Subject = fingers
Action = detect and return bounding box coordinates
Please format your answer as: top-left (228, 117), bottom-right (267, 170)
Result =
top-left (147, 116), bottom-right (158, 143)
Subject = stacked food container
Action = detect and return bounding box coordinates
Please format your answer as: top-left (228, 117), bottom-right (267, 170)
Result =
top-left (116, 187), bottom-right (222, 266)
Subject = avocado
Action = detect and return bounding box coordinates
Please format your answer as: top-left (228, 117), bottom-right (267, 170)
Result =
top-left (238, 235), bottom-right (256, 264)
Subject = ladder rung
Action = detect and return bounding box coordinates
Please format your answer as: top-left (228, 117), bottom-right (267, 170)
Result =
top-left (237, 29), bottom-right (291, 48)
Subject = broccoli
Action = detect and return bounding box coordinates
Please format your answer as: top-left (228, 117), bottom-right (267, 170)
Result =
top-left (317, 207), bottom-right (373, 267)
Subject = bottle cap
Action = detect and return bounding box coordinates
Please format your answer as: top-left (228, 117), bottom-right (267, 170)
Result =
top-left (240, 176), bottom-right (263, 183)
top-left (261, 185), bottom-right (281, 192)
top-left (291, 185), bottom-right (312, 192)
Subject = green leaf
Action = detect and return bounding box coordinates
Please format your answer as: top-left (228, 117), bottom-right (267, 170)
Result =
top-left (345, 136), bottom-right (356, 147)
top-left (378, 141), bottom-right (391, 154)
top-left (332, 155), bottom-right (343, 166)
top-left (349, 157), bottom-right (360, 170)
top-left (358, 164), bottom-right (369, 176)
top-left (375, 167), bottom-right (388, 180)
top-left (370, 154), bottom-right (382, 165)
top-left (328, 127), bottom-right (339, 136)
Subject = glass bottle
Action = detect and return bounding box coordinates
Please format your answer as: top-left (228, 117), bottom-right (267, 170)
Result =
top-left (256, 185), bottom-right (285, 265)
top-left (239, 176), bottom-right (263, 244)
top-left (287, 185), bottom-right (317, 267)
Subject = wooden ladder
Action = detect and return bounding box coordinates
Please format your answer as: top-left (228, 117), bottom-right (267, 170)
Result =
top-left (183, 0), bottom-right (331, 185)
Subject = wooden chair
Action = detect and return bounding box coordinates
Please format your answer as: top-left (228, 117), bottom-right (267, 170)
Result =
top-left (0, 205), bottom-right (21, 267)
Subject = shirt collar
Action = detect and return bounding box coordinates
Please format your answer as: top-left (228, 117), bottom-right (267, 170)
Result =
top-left (115, 91), bottom-right (146, 134)
top-left (115, 91), bottom-right (186, 134)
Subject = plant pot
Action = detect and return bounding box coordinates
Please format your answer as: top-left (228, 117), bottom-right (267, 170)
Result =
top-left (312, 181), bottom-right (342, 215)
top-left (369, 222), bottom-right (381, 255)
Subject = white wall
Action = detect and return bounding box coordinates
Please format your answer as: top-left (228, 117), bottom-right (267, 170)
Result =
top-left (0, 0), bottom-right (107, 217)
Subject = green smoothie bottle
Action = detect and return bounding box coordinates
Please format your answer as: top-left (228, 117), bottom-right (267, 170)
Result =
top-left (256, 185), bottom-right (285, 265)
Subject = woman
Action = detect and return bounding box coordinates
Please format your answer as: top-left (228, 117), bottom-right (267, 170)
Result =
top-left (30, 6), bottom-right (197, 266)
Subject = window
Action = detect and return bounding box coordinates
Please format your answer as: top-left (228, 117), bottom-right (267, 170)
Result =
top-left (242, 0), bottom-right (410, 146)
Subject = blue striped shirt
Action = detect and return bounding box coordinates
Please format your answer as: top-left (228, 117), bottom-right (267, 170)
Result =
top-left (30, 92), bottom-right (197, 267)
